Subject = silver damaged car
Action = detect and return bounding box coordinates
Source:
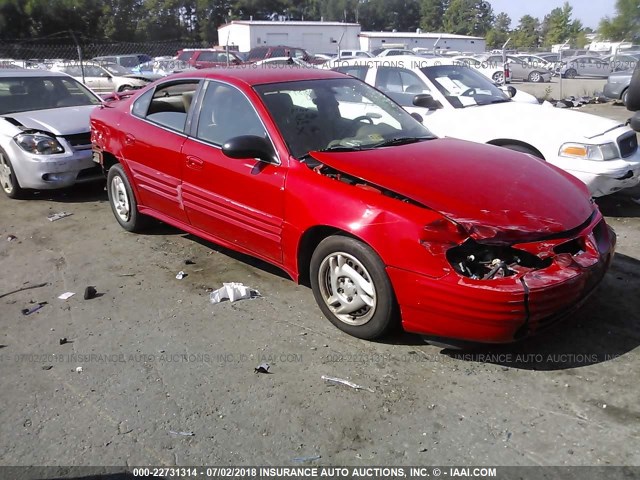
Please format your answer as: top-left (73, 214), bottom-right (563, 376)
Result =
top-left (0, 69), bottom-right (103, 198)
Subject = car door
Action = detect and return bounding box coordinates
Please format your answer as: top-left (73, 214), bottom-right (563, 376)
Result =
top-left (180, 80), bottom-right (286, 263)
top-left (122, 79), bottom-right (201, 223)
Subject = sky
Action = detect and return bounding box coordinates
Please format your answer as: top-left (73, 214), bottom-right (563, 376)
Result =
top-left (488, 0), bottom-right (618, 29)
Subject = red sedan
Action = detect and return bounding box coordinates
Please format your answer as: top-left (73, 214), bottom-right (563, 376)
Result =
top-left (90, 68), bottom-right (615, 344)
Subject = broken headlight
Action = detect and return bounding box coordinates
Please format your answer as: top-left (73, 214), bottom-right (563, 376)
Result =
top-left (559, 142), bottom-right (619, 161)
top-left (15, 133), bottom-right (64, 155)
top-left (446, 239), bottom-right (552, 280)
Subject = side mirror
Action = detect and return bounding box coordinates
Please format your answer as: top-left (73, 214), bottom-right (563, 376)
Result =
top-left (413, 93), bottom-right (441, 110)
top-left (499, 85), bottom-right (517, 98)
top-left (101, 72), bottom-right (111, 78)
top-left (410, 112), bottom-right (424, 123)
top-left (222, 135), bottom-right (276, 163)
top-left (628, 112), bottom-right (640, 132)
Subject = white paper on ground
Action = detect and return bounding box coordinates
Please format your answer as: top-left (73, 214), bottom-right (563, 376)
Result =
top-left (58, 292), bottom-right (76, 300)
top-left (209, 282), bottom-right (261, 304)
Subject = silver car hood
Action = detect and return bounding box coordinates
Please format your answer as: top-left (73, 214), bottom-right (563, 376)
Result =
top-left (5, 105), bottom-right (96, 136)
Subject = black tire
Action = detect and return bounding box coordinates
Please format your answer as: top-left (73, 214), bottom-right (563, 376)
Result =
top-left (500, 143), bottom-right (543, 159)
top-left (492, 71), bottom-right (504, 84)
top-left (622, 88), bottom-right (629, 106)
top-left (106, 163), bottom-right (148, 232)
top-left (310, 235), bottom-right (397, 340)
top-left (0, 148), bottom-right (25, 199)
top-left (565, 69), bottom-right (577, 79)
top-left (118, 84), bottom-right (133, 92)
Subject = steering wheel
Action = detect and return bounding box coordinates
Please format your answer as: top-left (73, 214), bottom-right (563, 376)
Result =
top-left (461, 88), bottom-right (477, 97)
top-left (352, 115), bottom-right (374, 124)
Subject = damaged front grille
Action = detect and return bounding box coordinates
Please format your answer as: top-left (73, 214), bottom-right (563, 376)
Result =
top-left (63, 133), bottom-right (92, 150)
top-left (617, 131), bottom-right (638, 158)
top-left (446, 239), bottom-right (552, 280)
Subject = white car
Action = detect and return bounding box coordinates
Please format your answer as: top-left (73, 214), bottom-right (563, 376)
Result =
top-left (332, 57), bottom-right (640, 197)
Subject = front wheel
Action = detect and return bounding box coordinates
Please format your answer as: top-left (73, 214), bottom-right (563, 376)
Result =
top-left (0, 148), bottom-right (24, 199)
top-left (310, 235), bottom-right (397, 339)
top-left (501, 143), bottom-right (542, 159)
top-left (565, 69), bottom-right (577, 79)
top-left (107, 164), bottom-right (149, 232)
top-left (492, 71), bottom-right (504, 84)
top-left (528, 71), bottom-right (543, 83)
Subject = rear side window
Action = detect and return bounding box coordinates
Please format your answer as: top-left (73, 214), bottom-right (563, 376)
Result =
top-left (132, 81), bottom-right (200, 132)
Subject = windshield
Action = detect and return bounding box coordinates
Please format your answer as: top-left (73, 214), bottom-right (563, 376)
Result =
top-left (421, 65), bottom-right (510, 108)
top-left (0, 76), bottom-right (101, 114)
top-left (254, 78), bottom-right (433, 158)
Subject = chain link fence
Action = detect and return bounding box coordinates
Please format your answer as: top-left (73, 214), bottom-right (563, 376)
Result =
top-left (1, 36), bottom-right (206, 67)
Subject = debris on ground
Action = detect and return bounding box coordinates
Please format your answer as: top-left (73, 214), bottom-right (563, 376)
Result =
top-left (169, 430), bottom-right (195, 436)
top-left (209, 282), bottom-right (261, 304)
top-left (551, 95), bottom-right (610, 109)
top-left (84, 286), bottom-right (97, 300)
top-left (175, 271), bottom-right (187, 280)
top-left (0, 282), bottom-right (48, 300)
top-left (321, 375), bottom-right (374, 392)
top-left (59, 337), bottom-right (69, 345)
top-left (254, 363), bottom-right (271, 374)
top-left (75, 366), bottom-right (83, 373)
top-left (42, 365), bottom-right (53, 370)
top-left (184, 259), bottom-right (196, 265)
top-left (7, 234), bottom-right (17, 242)
top-left (21, 302), bottom-right (47, 315)
top-left (47, 212), bottom-right (73, 222)
top-left (292, 455), bottom-right (322, 463)
top-left (58, 292), bottom-right (75, 300)
top-left (117, 273), bottom-right (136, 277)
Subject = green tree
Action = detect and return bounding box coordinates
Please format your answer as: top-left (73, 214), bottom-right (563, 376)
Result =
top-left (0, 0), bottom-right (31, 39)
top-left (443, 0), bottom-right (493, 37)
top-left (485, 11), bottom-right (510, 49)
top-left (542, 2), bottom-right (582, 47)
top-left (599, 0), bottom-right (640, 41)
top-left (511, 14), bottom-right (540, 49)
top-left (419, 0), bottom-right (447, 32)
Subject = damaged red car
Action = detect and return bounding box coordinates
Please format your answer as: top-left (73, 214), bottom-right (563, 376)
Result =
top-left (90, 68), bottom-right (616, 343)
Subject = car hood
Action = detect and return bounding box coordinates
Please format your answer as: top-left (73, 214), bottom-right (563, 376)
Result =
top-left (452, 102), bottom-right (624, 140)
top-left (310, 138), bottom-right (593, 243)
top-left (4, 105), bottom-right (96, 136)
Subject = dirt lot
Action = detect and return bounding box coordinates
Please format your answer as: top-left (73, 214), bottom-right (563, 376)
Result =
top-left (1, 100), bottom-right (639, 471)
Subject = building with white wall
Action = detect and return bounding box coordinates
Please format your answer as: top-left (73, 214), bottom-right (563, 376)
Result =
top-left (358, 31), bottom-right (486, 54)
top-left (218, 21), bottom-right (361, 54)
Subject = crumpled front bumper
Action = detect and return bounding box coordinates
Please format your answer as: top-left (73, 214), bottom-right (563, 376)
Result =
top-left (388, 215), bottom-right (616, 344)
top-left (8, 143), bottom-right (102, 190)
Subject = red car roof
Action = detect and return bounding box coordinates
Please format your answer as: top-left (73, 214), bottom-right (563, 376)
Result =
top-left (167, 66), bottom-right (344, 87)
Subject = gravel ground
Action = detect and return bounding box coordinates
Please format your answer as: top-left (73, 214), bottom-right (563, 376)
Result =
top-left (0, 101), bottom-right (639, 472)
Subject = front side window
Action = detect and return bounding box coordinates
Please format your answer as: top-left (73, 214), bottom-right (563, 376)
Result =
top-left (375, 67), bottom-right (431, 106)
top-left (132, 81), bottom-right (200, 132)
top-left (333, 65), bottom-right (369, 81)
top-left (421, 65), bottom-right (509, 108)
top-left (195, 81), bottom-right (267, 146)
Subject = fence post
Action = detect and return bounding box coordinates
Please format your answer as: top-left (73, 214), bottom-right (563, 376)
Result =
top-left (69, 30), bottom-right (85, 84)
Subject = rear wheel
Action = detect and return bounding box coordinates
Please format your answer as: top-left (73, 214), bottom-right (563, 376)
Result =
top-left (0, 148), bottom-right (24, 199)
top-left (118, 84), bottom-right (133, 92)
top-left (622, 89), bottom-right (629, 106)
top-left (310, 235), bottom-right (397, 340)
top-left (492, 71), bottom-right (504, 84)
top-left (107, 163), bottom-right (148, 232)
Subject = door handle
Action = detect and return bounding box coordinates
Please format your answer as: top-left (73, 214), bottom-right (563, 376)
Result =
top-left (124, 134), bottom-right (135, 145)
top-left (186, 156), bottom-right (204, 170)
